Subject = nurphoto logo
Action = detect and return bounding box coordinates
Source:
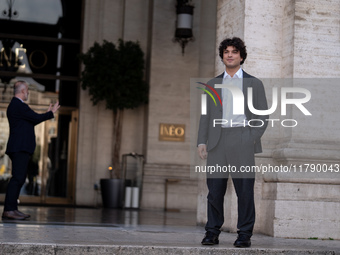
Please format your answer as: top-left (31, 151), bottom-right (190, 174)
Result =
top-left (196, 81), bottom-right (312, 128)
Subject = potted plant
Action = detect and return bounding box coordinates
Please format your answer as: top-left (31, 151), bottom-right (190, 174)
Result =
top-left (79, 39), bottom-right (149, 208)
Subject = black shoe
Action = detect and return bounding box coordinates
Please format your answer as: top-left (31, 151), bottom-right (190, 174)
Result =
top-left (233, 235), bottom-right (251, 247)
top-left (201, 231), bottom-right (219, 245)
top-left (2, 210), bottom-right (26, 220)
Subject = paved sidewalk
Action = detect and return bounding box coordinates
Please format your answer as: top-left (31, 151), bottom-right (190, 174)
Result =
top-left (0, 206), bottom-right (339, 254)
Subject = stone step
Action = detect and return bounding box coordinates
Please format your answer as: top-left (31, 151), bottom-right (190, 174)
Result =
top-left (1, 242), bottom-right (339, 255)
top-left (0, 224), bottom-right (339, 255)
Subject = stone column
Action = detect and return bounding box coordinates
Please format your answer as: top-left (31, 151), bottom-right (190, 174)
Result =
top-left (260, 0), bottom-right (340, 239)
top-left (76, 0), bottom-right (125, 206)
top-left (197, 0), bottom-right (340, 239)
top-left (77, 0), bottom-right (149, 206)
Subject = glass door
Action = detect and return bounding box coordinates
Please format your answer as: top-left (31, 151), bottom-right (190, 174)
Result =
top-left (42, 108), bottom-right (78, 204)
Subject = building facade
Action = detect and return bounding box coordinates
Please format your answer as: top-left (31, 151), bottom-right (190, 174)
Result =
top-left (0, 0), bottom-right (339, 239)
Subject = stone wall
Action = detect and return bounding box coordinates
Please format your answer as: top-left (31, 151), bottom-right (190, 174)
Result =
top-left (77, 0), bottom-right (217, 211)
top-left (141, 0), bottom-right (217, 211)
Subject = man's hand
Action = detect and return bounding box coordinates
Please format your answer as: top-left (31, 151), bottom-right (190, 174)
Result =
top-left (197, 144), bottom-right (207, 160)
top-left (48, 100), bottom-right (60, 113)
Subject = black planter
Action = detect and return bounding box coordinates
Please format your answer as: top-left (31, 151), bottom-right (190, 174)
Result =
top-left (100, 179), bottom-right (124, 208)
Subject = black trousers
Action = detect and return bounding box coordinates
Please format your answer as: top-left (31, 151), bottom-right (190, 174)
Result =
top-left (205, 126), bottom-right (255, 237)
top-left (4, 152), bottom-right (31, 211)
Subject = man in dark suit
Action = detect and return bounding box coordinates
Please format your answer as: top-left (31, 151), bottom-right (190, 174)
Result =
top-left (2, 80), bottom-right (60, 220)
top-left (198, 37), bottom-right (268, 247)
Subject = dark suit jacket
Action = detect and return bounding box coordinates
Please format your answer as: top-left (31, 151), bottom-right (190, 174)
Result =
top-left (197, 71), bottom-right (268, 153)
top-left (6, 97), bottom-right (54, 155)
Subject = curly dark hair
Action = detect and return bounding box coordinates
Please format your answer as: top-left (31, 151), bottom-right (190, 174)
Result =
top-left (218, 37), bottom-right (247, 65)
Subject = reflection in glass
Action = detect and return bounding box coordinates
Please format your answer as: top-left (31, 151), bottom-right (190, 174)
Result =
top-left (0, 0), bottom-right (81, 204)
top-left (0, 0), bottom-right (63, 24)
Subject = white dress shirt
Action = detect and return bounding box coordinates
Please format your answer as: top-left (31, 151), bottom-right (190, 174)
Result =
top-left (221, 68), bottom-right (247, 128)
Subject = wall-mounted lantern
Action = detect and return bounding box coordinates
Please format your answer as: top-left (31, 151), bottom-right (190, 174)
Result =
top-left (173, 0), bottom-right (194, 55)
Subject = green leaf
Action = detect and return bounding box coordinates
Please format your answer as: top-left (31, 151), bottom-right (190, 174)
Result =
top-left (78, 39), bottom-right (149, 111)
